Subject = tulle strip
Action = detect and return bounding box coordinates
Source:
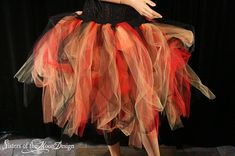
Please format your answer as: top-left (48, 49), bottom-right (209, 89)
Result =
top-left (14, 15), bottom-right (216, 148)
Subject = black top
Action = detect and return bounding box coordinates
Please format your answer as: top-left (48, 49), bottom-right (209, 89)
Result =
top-left (78, 0), bottom-right (147, 26)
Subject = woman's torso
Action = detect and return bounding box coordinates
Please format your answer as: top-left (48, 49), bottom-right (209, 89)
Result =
top-left (78, 0), bottom-right (147, 26)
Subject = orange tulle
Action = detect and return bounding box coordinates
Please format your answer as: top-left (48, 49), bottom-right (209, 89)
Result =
top-left (14, 15), bottom-right (216, 148)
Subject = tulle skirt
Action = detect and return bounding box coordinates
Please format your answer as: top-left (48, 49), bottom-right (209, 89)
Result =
top-left (14, 14), bottom-right (215, 147)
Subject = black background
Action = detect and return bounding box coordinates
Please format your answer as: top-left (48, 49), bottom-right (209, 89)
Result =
top-left (0, 0), bottom-right (234, 147)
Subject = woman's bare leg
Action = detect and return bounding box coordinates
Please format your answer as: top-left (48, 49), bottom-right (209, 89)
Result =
top-left (103, 129), bottom-right (122, 156)
top-left (107, 142), bottom-right (121, 156)
top-left (142, 130), bottom-right (160, 156)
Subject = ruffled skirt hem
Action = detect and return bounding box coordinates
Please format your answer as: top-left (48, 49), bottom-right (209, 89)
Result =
top-left (14, 14), bottom-right (215, 148)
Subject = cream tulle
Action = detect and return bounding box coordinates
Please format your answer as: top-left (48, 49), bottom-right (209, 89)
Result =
top-left (14, 15), bottom-right (215, 148)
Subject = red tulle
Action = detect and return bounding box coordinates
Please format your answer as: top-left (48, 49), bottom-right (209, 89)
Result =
top-left (14, 15), bottom-right (216, 148)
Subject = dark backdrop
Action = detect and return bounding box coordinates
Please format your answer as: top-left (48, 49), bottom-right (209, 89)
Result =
top-left (0, 0), bottom-right (234, 146)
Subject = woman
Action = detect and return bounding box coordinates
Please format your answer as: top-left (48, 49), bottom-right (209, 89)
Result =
top-left (15, 0), bottom-right (216, 155)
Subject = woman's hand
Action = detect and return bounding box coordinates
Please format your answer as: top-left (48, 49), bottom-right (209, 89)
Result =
top-left (122, 0), bottom-right (162, 19)
top-left (100, 0), bottom-right (162, 19)
top-left (75, 11), bottom-right (83, 15)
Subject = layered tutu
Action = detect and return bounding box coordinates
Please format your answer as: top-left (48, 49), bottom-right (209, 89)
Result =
top-left (15, 14), bottom-right (215, 147)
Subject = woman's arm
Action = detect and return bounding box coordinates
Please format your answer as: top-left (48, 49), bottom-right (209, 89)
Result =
top-left (100, 0), bottom-right (162, 19)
